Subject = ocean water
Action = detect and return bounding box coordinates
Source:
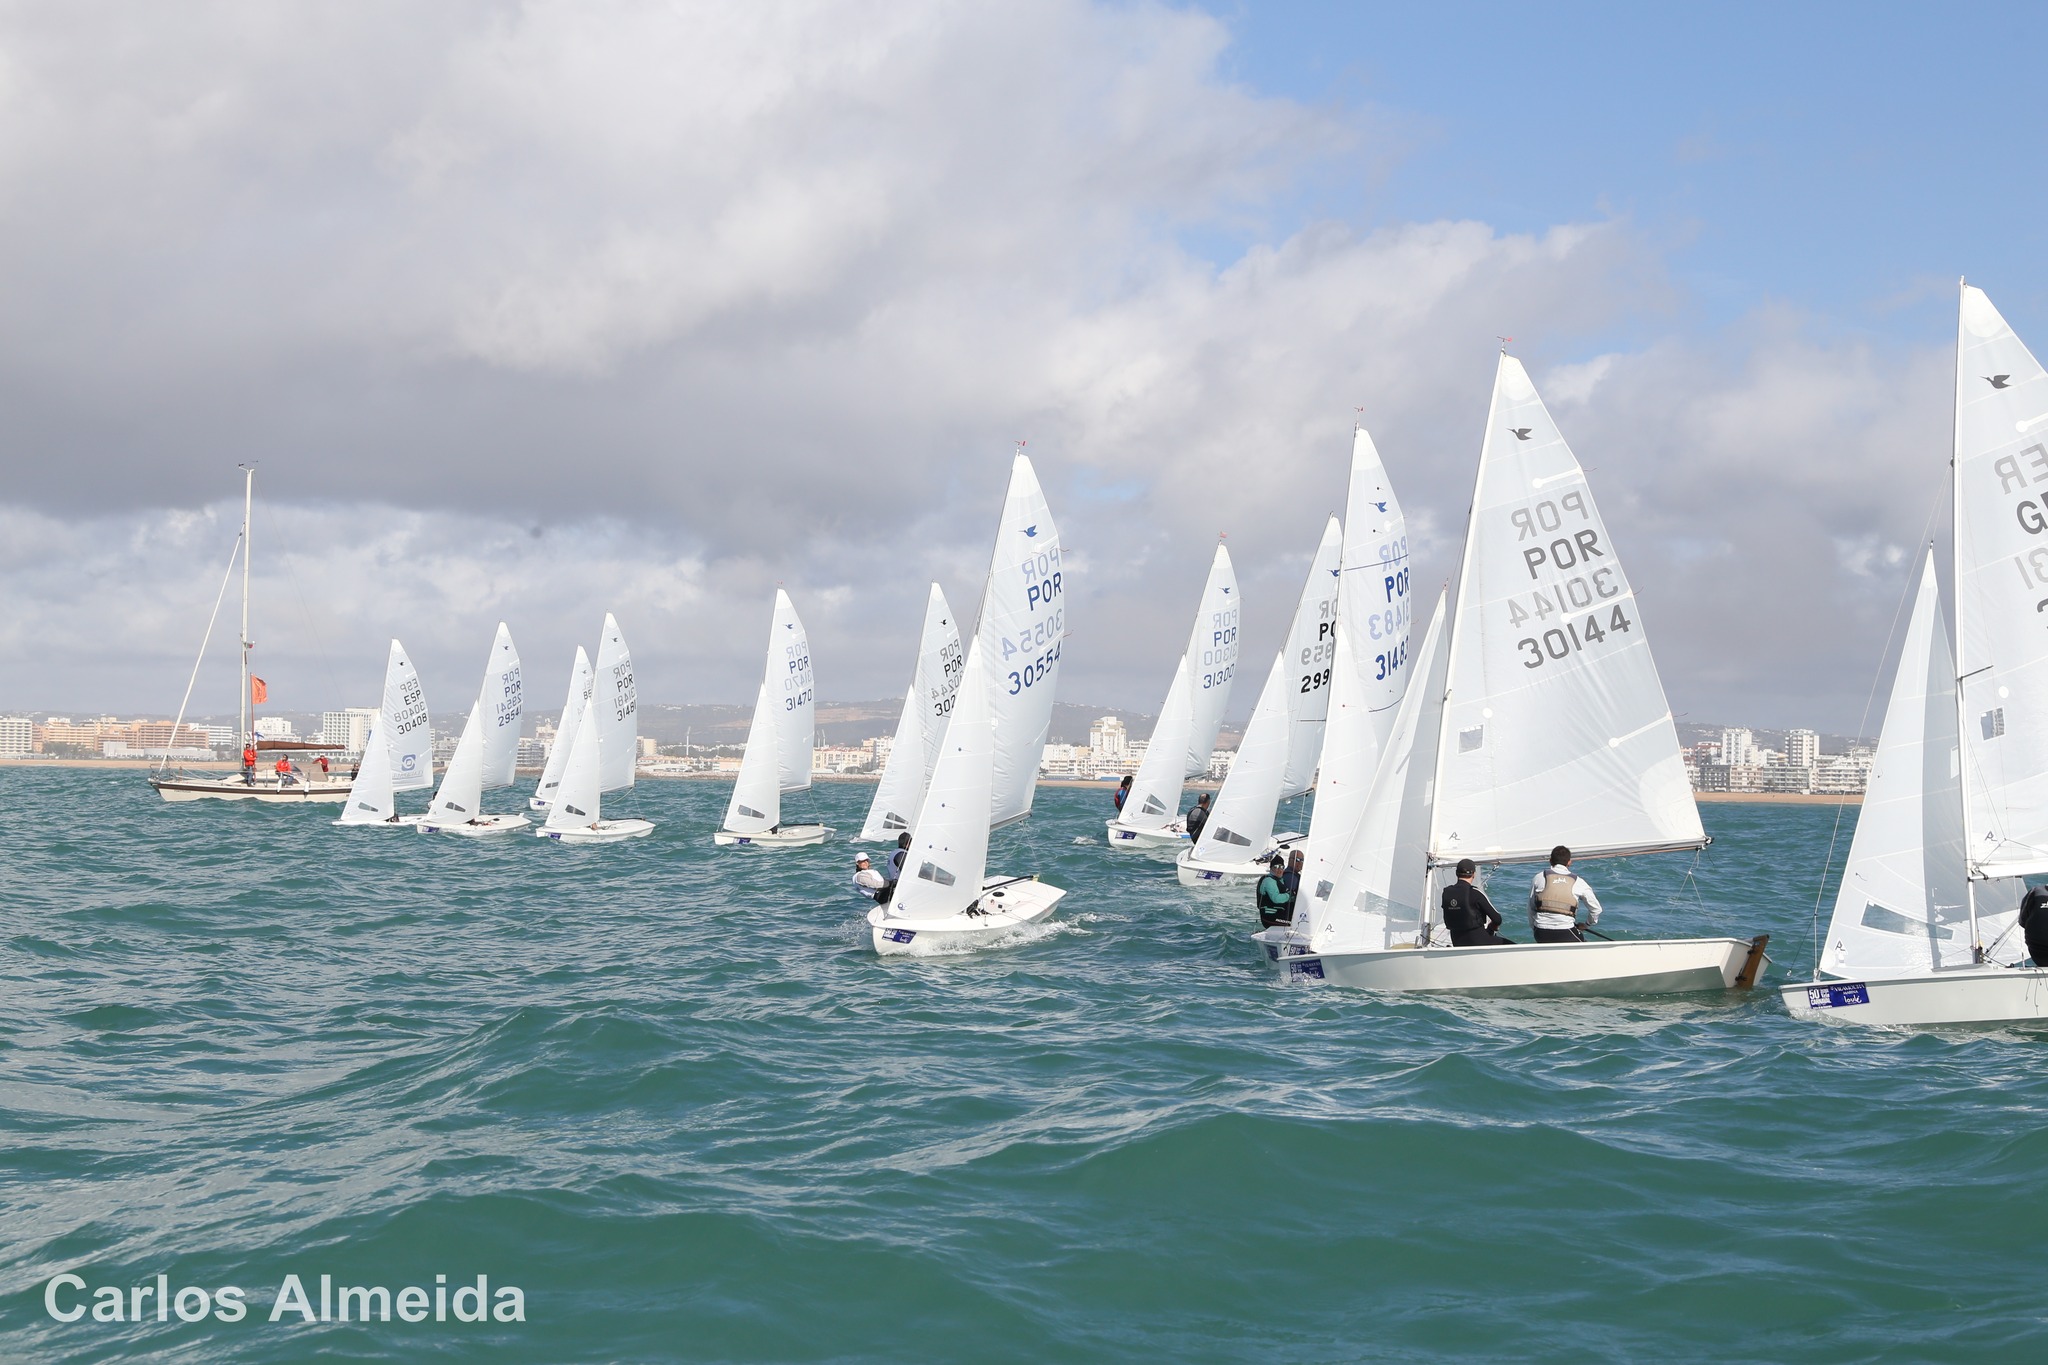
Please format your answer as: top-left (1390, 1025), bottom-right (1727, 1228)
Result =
top-left (2, 767), bottom-right (2043, 1362)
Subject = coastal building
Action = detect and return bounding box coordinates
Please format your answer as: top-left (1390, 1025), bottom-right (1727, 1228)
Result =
top-left (320, 708), bottom-right (378, 754)
top-left (0, 716), bottom-right (32, 755)
top-left (1088, 716), bottom-right (1128, 762)
top-left (253, 717), bottom-right (296, 741)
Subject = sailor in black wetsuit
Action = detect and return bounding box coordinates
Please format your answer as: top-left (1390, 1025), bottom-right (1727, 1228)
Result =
top-left (1441, 858), bottom-right (1513, 947)
top-left (2020, 885), bottom-right (2048, 966)
top-left (1185, 792), bottom-right (1211, 843)
top-left (1256, 854), bottom-right (1294, 929)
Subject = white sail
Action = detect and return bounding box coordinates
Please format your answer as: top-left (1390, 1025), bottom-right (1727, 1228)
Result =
top-left (534, 646), bottom-right (593, 807)
top-left (1296, 427), bottom-right (1412, 912)
top-left (339, 716), bottom-right (396, 824)
top-left (977, 453), bottom-right (1064, 827)
top-left (594, 613), bottom-right (638, 794)
top-left (887, 640), bottom-right (995, 922)
top-left (1280, 516), bottom-right (1344, 797)
top-left (428, 702), bottom-right (486, 823)
top-left (1307, 590), bottom-right (1452, 951)
top-left (1182, 544), bottom-right (1241, 775)
top-left (382, 640), bottom-right (433, 792)
top-left (1120, 656), bottom-right (1195, 831)
top-left (478, 622), bottom-right (523, 790)
top-left (544, 696), bottom-right (604, 832)
top-left (861, 583), bottom-right (964, 840)
top-left (722, 681), bottom-right (783, 835)
top-left (1190, 651), bottom-right (1290, 861)
top-left (768, 589), bottom-right (816, 795)
top-left (1430, 355), bottom-right (1702, 863)
top-left (1821, 555), bottom-right (2011, 975)
top-left (1954, 285), bottom-right (2048, 879)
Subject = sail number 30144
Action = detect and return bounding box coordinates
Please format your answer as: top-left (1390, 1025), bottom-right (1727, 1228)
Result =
top-left (1517, 607), bottom-right (1634, 669)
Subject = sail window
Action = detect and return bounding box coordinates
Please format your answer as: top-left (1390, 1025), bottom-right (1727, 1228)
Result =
top-left (1459, 726), bottom-right (1484, 752)
top-left (1139, 795), bottom-right (1167, 816)
top-left (1983, 708), bottom-right (2006, 740)
top-left (738, 805), bottom-right (766, 820)
top-left (883, 813), bottom-right (908, 829)
top-left (1214, 827), bottom-right (1251, 846)
top-left (1859, 901), bottom-right (1952, 939)
top-left (918, 861), bottom-right (957, 887)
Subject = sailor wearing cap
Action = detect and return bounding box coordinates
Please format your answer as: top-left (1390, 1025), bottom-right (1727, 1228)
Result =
top-left (852, 852), bottom-right (887, 899)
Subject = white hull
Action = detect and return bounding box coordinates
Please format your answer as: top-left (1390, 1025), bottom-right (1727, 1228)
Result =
top-left (1780, 966), bottom-right (2048, 1025)
top-left (538, 819), bottom-right (656, 844)
top-left (1175, 832), bottom-right (1306, 887)
top-left (1104, 818), bottom-right (1188, 850)
top-left (714, 824), bottom-right (832, 848)
top-left (1256, 932), bottom-right (1768, 997)
top-left (869, 877), bottom-right (1066, 954)
top-left (418, 813), bottom-right (533, 837)
top-left (152, 775), bottom-right (350, 804)
top-left (527, 796), bottom-right (551, 812)
top-left (333, 813), bottom-right (426, 829)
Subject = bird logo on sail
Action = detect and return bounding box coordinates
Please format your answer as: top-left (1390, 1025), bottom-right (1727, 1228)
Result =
top-left (1988, 374), bottom-right (2013, 389)
top-left (1024, 525), bottom-right (1039, 537)
top-left (1509, 428), bottom-right (1533, 441)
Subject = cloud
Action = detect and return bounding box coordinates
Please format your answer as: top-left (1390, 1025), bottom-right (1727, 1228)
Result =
top-left (0, 2), bottom-right (1970, 732)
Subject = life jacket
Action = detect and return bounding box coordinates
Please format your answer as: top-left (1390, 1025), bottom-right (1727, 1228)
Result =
top-left (1537, 870), bottom-right (1579, 917)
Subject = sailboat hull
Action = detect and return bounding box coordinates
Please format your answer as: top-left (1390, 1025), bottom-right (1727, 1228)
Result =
top-left (418, 813), bottom-right (533, 837)
top-left (713, 824), bottom-right (832, 847)
top-left (1780, 967), bottom-right (2048, 1025)
top-left (1257, 934), bottom-right (1761, 997)
top-left (1175, 833), bottom-right (1307, 886)
top-left (151, 776), bottom-right (350, 804)
top-left (869, 877), bottom-right (1066, 954)
top-left (334, 814), bottom-right (426, 829)
top-left (1104, 819), bottom-right (1188, 850)
top-left (538, 819), bottom-right (656, 844)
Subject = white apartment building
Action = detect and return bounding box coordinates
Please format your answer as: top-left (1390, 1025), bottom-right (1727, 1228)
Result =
top-left (1719, 727), bottom-right (1756, 767)
top-left (1088, 716), bottom-right (1128, 762)
top-left (253, 717), bottom-right (297, 741)
top-left (0, 716), bottom-right (32, 755)
top-left (320, 707), bottom-right (378, 754)
top-left (1785, 728), bottom-right (1819, 769)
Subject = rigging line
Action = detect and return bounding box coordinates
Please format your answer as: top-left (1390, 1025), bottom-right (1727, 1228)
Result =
top-left (162, 532), bottom-right (244, 777)
top-left (1808, 487), bottom-right (1947, 973)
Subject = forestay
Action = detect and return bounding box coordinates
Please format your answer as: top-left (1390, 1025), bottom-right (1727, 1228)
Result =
top-left (769, 589), bottom-right (816, 795)
top-left (1431, 355), bottom-right (1702, 864)
top-left (1182, 544), bottom-right (1241, 775)
top-left (1305, 591), bottom-right (1450, 951)
top-left (862, 584), bottom-right (964, 840)
top-left (977, 454), bottom-right (1064, 828)
top-left (1954, 285), bottom-right (2048, 879)
top-left (1296, 426), bottom-right (1411, 917)
top-left (888, 641), bottom-right (995, 922)
top-left (534, 647), bottom-right (593, 807)
top-left (1821, 554), bottom-right (2014, 976)
top-left (1119, 657), bottom-right (1194, 831)
top-left (1280, 516), bottom-right (1344, 798)
top-left (594, 614), bottom-right (638, 794)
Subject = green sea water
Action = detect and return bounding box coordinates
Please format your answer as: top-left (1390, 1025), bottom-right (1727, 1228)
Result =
top-left (2, 767), bottom-right (2043, 1362)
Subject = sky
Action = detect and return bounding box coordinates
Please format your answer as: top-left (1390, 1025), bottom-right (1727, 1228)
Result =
top-left (0, 0), bottom-right (2038, 733)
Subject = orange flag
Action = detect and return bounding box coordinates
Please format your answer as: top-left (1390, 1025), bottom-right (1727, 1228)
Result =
top-left (250, 676), bottom-right (269, 704)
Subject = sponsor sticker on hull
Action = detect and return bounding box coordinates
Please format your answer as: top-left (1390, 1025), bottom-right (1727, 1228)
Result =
top-left (1805, 982), bottom-right (1870, 1009)
top-left (882, 928), bottom-right (916, 944)
top-left (1287, 958), bottom-right (1325, 982)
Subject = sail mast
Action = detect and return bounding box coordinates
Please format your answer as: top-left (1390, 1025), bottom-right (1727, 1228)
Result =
top-left (1951, 278), bottom-right (1984, 960)
top-left (238, 464), bottom-right (254, 748)
top-left (1424, 375), bottom-right (1493, 910)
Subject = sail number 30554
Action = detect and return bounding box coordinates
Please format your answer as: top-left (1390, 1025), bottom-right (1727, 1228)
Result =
top-left (1008, 640), bottom-right (1061, 694)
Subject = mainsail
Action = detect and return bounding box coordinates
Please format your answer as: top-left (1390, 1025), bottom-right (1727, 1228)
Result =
top-left (1430, 355), bottom-right (1702, 864)
top-left (594, 614), bottom-right (638, 794)
top-left (1182, 544), bottom-right (1241, 775)
top-left (862, 584), bottom-right (965, 840)
top-left (1280, 516), bottom-right (1344, 798)
top-left (478, 622), bottom-right (523, 790)
top-left (977, 453), bottom-right (1064, 828)
top-left (340, 639), bottom-right (430, 825)
top-left (769, 589), bottom-right (816, 795)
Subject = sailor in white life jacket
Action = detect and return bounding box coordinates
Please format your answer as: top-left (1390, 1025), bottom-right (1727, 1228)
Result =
top-left (1528, 845), bottom-right (1602, 943)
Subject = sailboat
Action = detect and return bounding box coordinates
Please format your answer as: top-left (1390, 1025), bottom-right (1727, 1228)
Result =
top-left (1253, 425), bottom-right (1414, 904)
top-left (1178, 516), bottom-right (1342, 885)
top-left (419, 623), bottom-right (530, 836)
top-left (860, 584), bottom-right (964, 841)
top-left (1782, 283), bottom-right (2048, 1024)
top-left (151, 466), bottom-right (352, 803)
top-left (1259, 354), bottom-right (1767, 995)
top-left (1106, 543), bottom-right (1240, 849)
top-left (537, 613), bottom-right (653, 842)
top-left (714, 590), bottom-right (829, 846)
top-left (335, 640), bottom-right (434, 827)
top-left (529, 646), bottom-right (593, 811)
top-left (868, 451), bottom-right (1068, 951)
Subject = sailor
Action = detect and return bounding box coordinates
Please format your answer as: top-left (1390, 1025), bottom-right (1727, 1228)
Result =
top-left (1185, 792), bottom-right (1211, 842)
top-left (1114, 774), bottom-right (1133, 812)
top-left (241, 744), bottom-right (258, 785)
top-left (1442, 858), bottom-right (1512, 946)
top-left (888, 831), bottom-right (912, 882)
top-left (1283, 849), bottom-right (1305, 899)
top-left (852, 853), bottom-right (887, 900)
top-left (2020, 884), bottom-right (2048, 966)
top-left (316, 754), bottom-right (331, 777)
top-left (1528, 845), bottom-right (1601, 943)
top-left (273, 755), bottom-right (295, 786)
top-left (1256, 854), bottom-right (1294, 929)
